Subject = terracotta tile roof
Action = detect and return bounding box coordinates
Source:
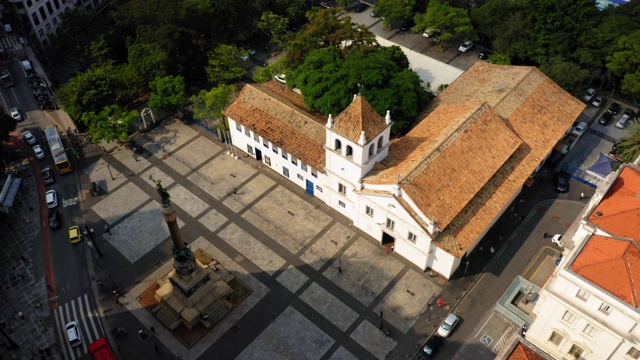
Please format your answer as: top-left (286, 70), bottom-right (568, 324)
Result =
top-left (589, 166), bottom-right (640, 239)
top-left (332, 95), bottom-right (388, 143)
top-left (368, 63), bottom-right (585, 257)
top-left (507, 342), bottom-right (547, 360)
top-left (570, 235), bottom-right (640, 307)
top-left (223, 81), bottom-right (328, 172)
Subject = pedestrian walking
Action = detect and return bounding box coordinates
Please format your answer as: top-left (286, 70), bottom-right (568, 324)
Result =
top-left (233, 187), bottom-right (237, 195)
top-left (384, 329), bottom-right (391, 337)
top-left (580, 192), bottom-right (585, 199)
top-left (20, 255), bottom-right (28, 264)
top-left (154, 345), bottom-right (160, 353)
top-left (490, 247), bottom-right (495, 256)
top-left (543, 231), bottom-right (549, 238)
top-left (380, 310), bottom-right (383, 318)
top-left (18, 311), bottom-right (24, 319)
top-left (390, 245), bottom-right (394, 253)
top-left (337, 265), bottom-right (342, 274)
top-left (104, 224), bottom-right (111, 234)
top-left (90, 228), bottom-right (95, 236)
top-left (379, 321), bottom-right (383, 329)
top-left (150, 326), bottom-right (156, 333)
top-left (138, 329), bottom-right (145, 336)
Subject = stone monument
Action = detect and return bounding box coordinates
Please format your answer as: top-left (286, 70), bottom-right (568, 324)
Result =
top-left (150, 178), bottom-right (233, 332)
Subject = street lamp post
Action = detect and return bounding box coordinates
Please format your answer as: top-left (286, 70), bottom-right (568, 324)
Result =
top-left (106, 164), bottom-right (114, 181)
top-left (84, 225), bottom-right (104, 257)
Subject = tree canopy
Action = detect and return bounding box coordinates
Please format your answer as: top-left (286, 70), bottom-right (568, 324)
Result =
top-left (148, 75), bottom-right (186, 113)
top-left (414, 0), bottom-right (476, 46)
top-left (191, 84), bottom-right (236, 121)
top-left (375, 0), bottom-right (416, 28)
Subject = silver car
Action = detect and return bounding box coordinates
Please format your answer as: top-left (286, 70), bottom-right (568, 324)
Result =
top-left (437, 313), bottom-right (459, 337)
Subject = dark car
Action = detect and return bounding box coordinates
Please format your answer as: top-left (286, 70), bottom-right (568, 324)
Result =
top-left (419, 335), bottom-right (444, 360)
top-left (354, 3), bottom-right (368, 12)
top-left (607, 103), bottom-right (621, 115)
top-left (599, 112), bottom-right (613, 125)
top-left (42, 167), bottom-right (54, 184)
top-left (556, 177), bottom-right (568, 193)
top-left (49, 210), bottom-right (60, 229)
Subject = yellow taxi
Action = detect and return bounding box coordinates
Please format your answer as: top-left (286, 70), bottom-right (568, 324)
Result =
top-left (68, 226), bottom-right (82, 244)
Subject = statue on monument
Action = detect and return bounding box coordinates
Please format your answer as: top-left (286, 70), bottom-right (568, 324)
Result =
top-left (153, 178), bottom-right (171, 204)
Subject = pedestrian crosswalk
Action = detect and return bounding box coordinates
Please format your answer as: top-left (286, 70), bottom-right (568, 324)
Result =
top-left (0, 35), bottom-right (18, 50)
top-left (53, 293), bottom-right (105, 360)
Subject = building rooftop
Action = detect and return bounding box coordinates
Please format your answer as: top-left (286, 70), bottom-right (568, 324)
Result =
top-left (331, 95), bottom-right (388, 143)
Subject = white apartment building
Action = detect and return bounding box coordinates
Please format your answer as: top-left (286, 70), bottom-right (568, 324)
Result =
top-left (223, 62), bottom-right (585, 279)
top-left (527, 165), bottom-right (640, 360)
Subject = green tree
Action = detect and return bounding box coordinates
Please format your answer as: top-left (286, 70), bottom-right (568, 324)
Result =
top-left (191, 84), bottom-right (236, 121)
top-left (375, 0), bottom-right (416, 29)
top-left (615, 125), bottom-right (640, 163)
top-left (148, 75), bottom-right (186, 112)
top-left (81, 105), bottom-right (138, 143)
top-left (470, 0), bottom-right (529, 59)
top-left (414, 0), bottom-right (476, 48)
top-left (205, 44), bottom-right (248, 84)
top-left (258, 11), bottom-right (290, 47)
top-left (539, 57), bottom-right (591, 95)
top-left (607, 30), bottom-right (640, 100)
top-left (0, 113), bottom-right (17, 142)
top-left (253, 58), bottom-right (289, 82)
top-left (127, 43), bottom-right (169, 90)
top-left (488, 53), bottom-right (511, 65)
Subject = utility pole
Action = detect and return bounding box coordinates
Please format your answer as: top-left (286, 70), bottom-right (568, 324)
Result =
top-left (84, 225), bottom-right (104, 257)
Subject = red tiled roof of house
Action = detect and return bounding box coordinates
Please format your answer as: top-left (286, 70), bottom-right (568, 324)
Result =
top-left (332, 95), bottom-right (388, 143)
top-left (222, 81), bottom-right (328, 172)
top-left (570, 235), bottom-right (640, 307)
top-left (589, 166), bottom-right (640, 239)
top-left (507, 342), bottom-right (547, 360)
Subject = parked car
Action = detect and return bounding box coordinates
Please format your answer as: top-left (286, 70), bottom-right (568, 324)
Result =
top-left (48, 210), bottom-right (60, 229)
top-left (274, 74), bottom-right (286, 85)
top-left (556, 176), bottom-right (568, 193)
top-left (620, 108), bottom-right (635, 121)
top-left (458, 41), bottom-right (474, 52)
top-left (33, 144), bottom-right (45, 159)
top-left (42, 167), bottom-right (54, 184)
top-left (571, 122), bottom-right (587, 136)
top-left (419, 335), bottom-right (444, 359)
top-left (10, 107), bottom-right (22, 121)
top-left (608, 102), bottom-right (621, 115)
top-left (422, 28), bottom-right (440, 38)
top-left (23, 131), bottom-right (37, 145)
top-left (591, 95), bottom-right (605, 107)
top-left (68, 225), bottom-right (82, 244)
top-left (551, 234), bottom-right (563, 246)
top-left (616, 116), bottom-right (629, 129)
top-left (353, 3), bottom-right (368, 12)
top-left (45, 189), bottom-right (58, 209)
top-left (437, 313), bottom-right (459, 337)
top-left (598, 112), bottom-right (613, 125)
top-left (583, 88), bottom-right (596, 103)
top-left (320, 2), bottom-right (330, 8)
top-left (65, 321), bottom-right (82, 347)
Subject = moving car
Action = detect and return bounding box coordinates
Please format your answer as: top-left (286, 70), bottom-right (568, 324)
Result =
top-left (10, 107), bottom-right (22, 121)
top-left (274, 74), bottom-right (286, 85)
top-left (552, 234), bottom-right (563, 246)
top-left (458, 41), bottom-right (474, 52)
top-left (33, 144), bottom-right (45, 159)
top-left (437, 313), bottom-right (459, 337)
top-left (45, 190), bottom-right (58, 209)
top-left (68, 225), bottom-right (82, 244)
top-left (42, 167), bottom-right (54, 184)
top-left (583, 88), bottom-right (596, 103)
top-left (65, 321), bottom-right (82, 347)
top-left (419, 335), bottom-right (444, 359)
top-left (591, 95), bottom-right (604, 107)
top-left (48, 210), bottom-right (60, 229)
top-left (598, 112), bottom-right (613, 125)
top-left (23, 131), bottom-right (37, 145)
top-left (608, 102), bottom-right (621, 115)
top-left (556, 176), bottom-right (568, 193)
top-left (353, 3), bottom-right (368, 12)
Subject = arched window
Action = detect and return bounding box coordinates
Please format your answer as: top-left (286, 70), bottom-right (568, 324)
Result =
top-left (368, 144), bottom-right (374, 159)
top-left (377, 137), bottom-right (384, 152)
top-left (346, 145), bottom-right (353, 158)
top-left (335, 139), bottom-right (342, 152)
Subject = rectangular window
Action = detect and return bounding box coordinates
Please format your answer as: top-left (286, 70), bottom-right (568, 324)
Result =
top-left (316, 185), bottom-right (323, 192)
top-left (236, 122), bottom-right (242, 131)
top-left (583, 324), bottom-right (598, 338)
top-left (291, 156), bottom-right (298, 166)
top-left (599, 303), bottom-right (611, 315)
top-left (52, 17), bottom-right (58, 25)
top-left (264, 156), bottom-right (271, 166)
top-left (263, 139), bottom-right (269, 148)
top-left (386, 218), bottom-right (395, 230)
top-left (562, 311), bottom-right (576, 324)
top-left (247, 145), bottom-right (254, 155)
top-left (549, 331), bottom-right (563, 346)
top-left (576, 289), bottom-right (589, 301)
top-left (27, 0), bottom-right (33, 7)
top-left (339, 201), bottom-right (345, 208)
top-left (301, 162), bottom-right (307, 172)
top-left (244, 127), bottom-right (251, 137)
top-left (273, 145), bottom-right (279, 154)
top-left (338, 183), bottom-right (346, 194)
top-left (39, 6), bottom-right (47, 20)
top-left (32, 13), bottom-right (40, 26)
top-left (568, 345), bottom-right (583, 358)
top-left (282, 150), bottom-right (288, 160)
top-left (311, 169), bottom-right (317, 178)
top-left (297, 174), bottom-right (303, 180)
top-left (253, 133), bottom-right (260, 142)
top-left (54, 0), bottom-right (61, 9)
top-left (46, 1), bottom-right (53, 14)
top-left (627, 347), bottom-right (640, 359)
top-left (365, 206), bottom-right (374, 217)
top-left (408, 232), bottom-right (417, 243)
top-left (283, 167), bottom-right (289, 178)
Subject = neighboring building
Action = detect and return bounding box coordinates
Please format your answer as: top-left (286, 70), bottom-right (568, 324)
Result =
top-left (224, 62), bottom-right (585, 278)
top-left (595, 0), bottom-right (630, 11)
top-left (4, 0), bottom-right (109, 51)
top-left (526, 165), bottom-right (640, 359)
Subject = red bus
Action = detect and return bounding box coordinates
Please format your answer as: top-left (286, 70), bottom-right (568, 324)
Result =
top-left (88, 338), bottom-right (117, 360)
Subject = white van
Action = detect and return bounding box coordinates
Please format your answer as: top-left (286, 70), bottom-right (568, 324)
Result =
top-left (65, 321), bottom-right (82, 347)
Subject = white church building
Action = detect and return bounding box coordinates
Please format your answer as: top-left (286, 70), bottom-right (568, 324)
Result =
top-left (223, 62), bottom-right (585, 278)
